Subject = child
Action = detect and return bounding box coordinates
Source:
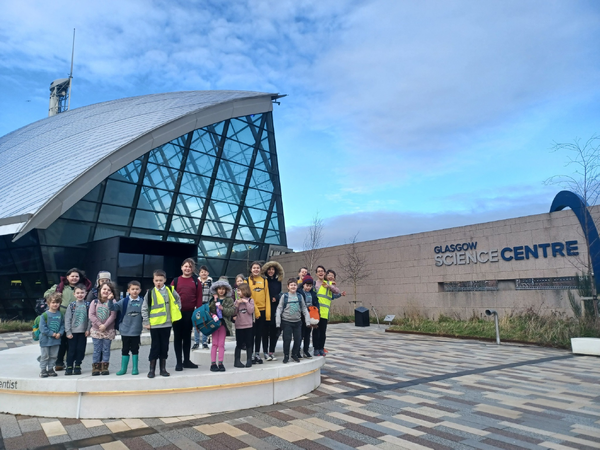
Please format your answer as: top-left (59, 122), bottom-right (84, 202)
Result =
top-left (171, 258), bottom-right (202, 371)
top-left (249, 262), bottom-right (270, 365)
top-left (44, 268), bottom-right (92, 371)
top-left (208, 280), bottom-right (235, 372)
top-left (275, 278), bottom-right (310, 363)
top-left (297, 267), bottom-right (308, 284)
top-left (233, 283), bottom-right (255, 368)
top-left (109, 281), bottom-right (143, 376)
top-left (262, 261), bottom-right (284, 361)
top-left (86, 270), bottom-right (112, 302)
top-left (38, 293), bottom-right (65, 377)
top-left (313, 267), bottom-right (341, 356)
top-left (234, 274), bottom-right (247, 300)
top-left (64, 284), bottom-right (91, 375)
top-left (89, 282), bottom-right (117, 375)
top-left (298, 276), bottom-right (318, 358)
top-left (142, 269), bottom-right (182, 378)
top-left (193, 265), bottom-right (213, 350)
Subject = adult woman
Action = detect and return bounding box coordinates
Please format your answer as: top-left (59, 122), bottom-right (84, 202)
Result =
top-left (313, 265), bottom-right (340, 356)
top-left (261, 261), bottom-right (284, 360)
top-left (248, 261), bottom-right (270, 364)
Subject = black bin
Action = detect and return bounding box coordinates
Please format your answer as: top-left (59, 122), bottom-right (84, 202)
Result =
top-left (355, 306), bottom-right (370, 327)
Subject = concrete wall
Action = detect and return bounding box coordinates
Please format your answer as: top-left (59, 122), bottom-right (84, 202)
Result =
top-left (274, 208), bottom-right (595, 319)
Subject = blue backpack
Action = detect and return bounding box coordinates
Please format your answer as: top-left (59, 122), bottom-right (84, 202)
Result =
top-left (192, 303), bottom-right (220, 336)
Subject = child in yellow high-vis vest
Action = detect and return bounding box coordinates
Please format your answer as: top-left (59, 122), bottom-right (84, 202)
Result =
top-left (142, 269), bottom-right (182, 378)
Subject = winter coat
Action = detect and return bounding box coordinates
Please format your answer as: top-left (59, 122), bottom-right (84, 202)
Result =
top-left (44, 276), bottom-right (93, 312)
top-left (208, 280), bottom-right (235, 336)
top-left (262, 261), bottom-right (284, 307)
top-left (248, 275), bottom-right (271, 321)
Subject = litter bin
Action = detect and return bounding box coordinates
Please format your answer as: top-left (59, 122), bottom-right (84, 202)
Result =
top-left (355, 306), bottom-right (370, 327)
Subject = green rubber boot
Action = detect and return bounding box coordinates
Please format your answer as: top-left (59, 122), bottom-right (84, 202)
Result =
top-left (116, 355), bottom-right (130, 376)
top-left (131, 355), bottom-right (139, 376)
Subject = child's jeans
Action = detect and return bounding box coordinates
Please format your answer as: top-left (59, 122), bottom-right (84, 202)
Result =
top-left (92, 338), bottom-right (111, 363)
top-left (67, 333), bottom-right (87, 367)
top-left (281, 320), bottom-right (302, 357)
top-left (210, 326), bottom-right (226, 362)
top-left (40, 345), bottom-right (59, 370)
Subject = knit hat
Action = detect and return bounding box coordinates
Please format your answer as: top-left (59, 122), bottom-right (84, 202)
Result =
top-left (302, 276), bottom-right (314, 285)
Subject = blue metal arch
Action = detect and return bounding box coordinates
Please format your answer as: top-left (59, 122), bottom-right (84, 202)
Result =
top-left (550, 190), bottom-right (600, 288)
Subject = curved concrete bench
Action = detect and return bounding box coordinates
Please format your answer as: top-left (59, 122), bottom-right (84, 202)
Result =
top-left (0, 335), bottom-right (324, 419)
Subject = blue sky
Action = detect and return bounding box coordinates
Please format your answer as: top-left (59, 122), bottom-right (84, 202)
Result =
top-left (2, 0), bottom-right (600, 250)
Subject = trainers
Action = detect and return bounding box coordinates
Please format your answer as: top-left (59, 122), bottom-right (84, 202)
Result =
top-left (218, 363), bottom-right (226, 372)
top-left (270, 354), bottom-right (277, 361)
top-left (39, 369), bottom-right (48, 378)
top-left (202, 344), bottom-right (209, 349)
top-left (183, 360), bottom-right (198, 369)
top-left (192, 343), bottom-right (199, 350)
top-left (266, 354), bottom-right (273, 361)
top-left (297, 353), bottom-right (303, 359)
top-left (54, 363), bottom-right (64, 371)
top-left (47, 368), bottom-right (57, 377)
top-left (283, 355), bottom-right (289, 364)
top-left (74, 365), bottom-right (82, 375)
top-left (324, 348), bottom-right (329, 354)
top-left (175, 363), bottom-right (183, 372)
top-left (303, 351), bottom-right (312, 358)
top-left (292, 355), bottom-right (300, 363)
top-left (65, 366), bottom-right (73, 376)
top-left (210, 363), bottom-right (219, 372)
top-left (253, 355), bottom-right (263, 365)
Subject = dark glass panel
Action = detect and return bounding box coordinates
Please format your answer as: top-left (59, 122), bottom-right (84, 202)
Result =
top-left (205, 201), bottom-right (238, 223)
top-left (201, 221), bottom-right (234, 239)
top-left (174, 194), bottom-right (204, 218)
top-left (94, 224), bottom-right (128, 241)
top-left (186, 151), bottom-right (216, 175)
top-left (0, 236), bottom-right (7, 250)
top-left (99, 205), bottom-right (131, 226)
top-left (143, 163), bottom-right (180, 191)
top-left (118, 253), bottom-right (143, 277)
top-left (211, 180), bottom-right (242, 204)
top-left (221, 140), bottom-right (254, 165)
top-left (130, 229), bottom-right (164, 241)
top-left (133, 210), bottom-right (168, 230)
top-left (170, 215), bottom-right (200, 234)
top-left (83, 184), bottom-right (102, 202)
top-left (217, 160), bottom-right (249, 186)
top-left (179, 172), bottom-right (211, 197)
top-left (264, 229), bottom-right (281, 245)
top-left (144, 255), bottom-right (164, 277)
top-left (6, 230), bottom-right (39, 248)
top-left (138, 187), bottom-right (173, 213)
top-left (244, 188), bottom-right (271, 210)
top-left (109, 159), bottom-right (142, 184)
top-left (231, 243), bottom-right (262, 261)
top-left (0, 250), bottom-right (17, 275)
top-left (40, 220), bottom-right (93, 247)
top-left (227, 118), bottom-right (257, 145)
top-left (198, 240), bottom-right (229, 259)
top-left (148, 142), bottom-right (184, 168)
top-left (167, 234), bottom-right (196, 244)
top-left (198, 258), bottom-right (224, 277)
top-left (190, 129), bottom-right (220, 155)
top-left (40, 246), bottom-right (86, 273)
top-left (103, 180), bottom-right (137, 207)
top-left (249, 169), bottom-right (273, 192)
top-left (235, 226), bottom-right (261, 242)
top-left (10, 247), bottom-right (43, 272)
top-left (224, 259), bottom-right (250, 278)
top-left (61, 201), bottom-right (98, 222)
top-left (238, 207), bottom-right (268, 229)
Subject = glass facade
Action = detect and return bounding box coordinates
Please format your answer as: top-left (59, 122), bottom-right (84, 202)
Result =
top-left (0, 112), bottom-right (286, 319)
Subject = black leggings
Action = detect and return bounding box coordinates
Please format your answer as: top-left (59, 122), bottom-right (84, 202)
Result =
top-left (268, 316), bottom-right (281, 353)
top-left (314, 318), bottom-right (328, 351)
top-left (235, 327), bottom-right (254, 362)
top-left (173, 310), bottom-right (194, 364)
top-left (253, 313), bottom-right (269, 354)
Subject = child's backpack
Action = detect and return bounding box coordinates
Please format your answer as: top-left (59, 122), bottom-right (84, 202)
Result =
top-left (307, 305), bottom-right (320, 326)
top-left (32, 313), bottom-right (48, 341)
top-left (192, 303), bottom-right (220, 336)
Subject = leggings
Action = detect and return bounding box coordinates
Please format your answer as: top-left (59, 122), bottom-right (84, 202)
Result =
top-left (314, 318), bottom-right (328, 351)
top-left (173, 310), bottom-right (194, 363)
top-left (211, 325), bottom-right (226, 363)
top-left (268, 317), bottom-right (281, 353)
top-left (253, 313), bottom-right (269, 354)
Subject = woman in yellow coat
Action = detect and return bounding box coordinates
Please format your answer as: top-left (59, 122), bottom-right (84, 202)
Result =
top-left (248, 261), bottom-right (270, 364)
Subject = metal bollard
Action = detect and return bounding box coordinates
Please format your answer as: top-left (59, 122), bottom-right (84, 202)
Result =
top-left (485, 309), bottom-right (500, 344)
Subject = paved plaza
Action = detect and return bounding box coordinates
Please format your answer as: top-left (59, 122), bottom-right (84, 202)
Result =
top-left (1, 324), bottom-right (599, 450)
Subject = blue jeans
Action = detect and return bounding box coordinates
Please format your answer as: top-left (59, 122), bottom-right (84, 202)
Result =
top-left (92, 338), bottom-right (111, 363)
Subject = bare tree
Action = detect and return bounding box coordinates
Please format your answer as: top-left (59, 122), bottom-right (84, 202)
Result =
top-left (302, 213), bottom-right (325, 273)
top-left (546, 135), bottom-right (600, 302)
top-left (337, 233), bottom-right (372, 307)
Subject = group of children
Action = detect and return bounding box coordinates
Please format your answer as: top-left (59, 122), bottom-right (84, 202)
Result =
top-left (37, 260), bottom-right (344, 378)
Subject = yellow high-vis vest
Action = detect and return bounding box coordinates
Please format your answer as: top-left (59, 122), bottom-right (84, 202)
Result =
top-left (149, 286), bottom-right (182, 326)
top-left (317, 281), bottom-right (334, 320)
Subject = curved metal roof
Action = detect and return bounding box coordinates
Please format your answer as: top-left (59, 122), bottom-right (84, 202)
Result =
top-left (0, 90), bottom-right (275, 240)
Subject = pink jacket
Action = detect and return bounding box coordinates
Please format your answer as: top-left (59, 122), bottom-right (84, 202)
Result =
top-left (88, 299), bottom-right (117, 339)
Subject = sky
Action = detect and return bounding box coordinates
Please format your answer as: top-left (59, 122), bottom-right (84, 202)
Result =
top-left (2, 0), bottom-right (600, 250)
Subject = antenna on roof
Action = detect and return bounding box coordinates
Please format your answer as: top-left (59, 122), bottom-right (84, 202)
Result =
top-left (48, 28), bottom-right (75, 117)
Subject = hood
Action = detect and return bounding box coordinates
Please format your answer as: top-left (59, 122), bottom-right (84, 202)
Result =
top-left (209, 280), bottom-right (233, 297)
top-left (57, 275), bottom-right (92, 293)
top-left (261, 261), bottom-right (285, 282)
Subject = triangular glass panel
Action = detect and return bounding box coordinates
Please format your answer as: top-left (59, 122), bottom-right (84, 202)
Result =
top-left (186, 151), bottom-right (216, 175)
top-left (110, 159), bottom-right (142, 184)
top-left (190, 129), bottom-right (219, 156)
top-left (227, 118), bottom-right (257, 146)
top-left (249, 169), bottom-right (273, 192)
top-left (148, 142), bottom-right (184, 168)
